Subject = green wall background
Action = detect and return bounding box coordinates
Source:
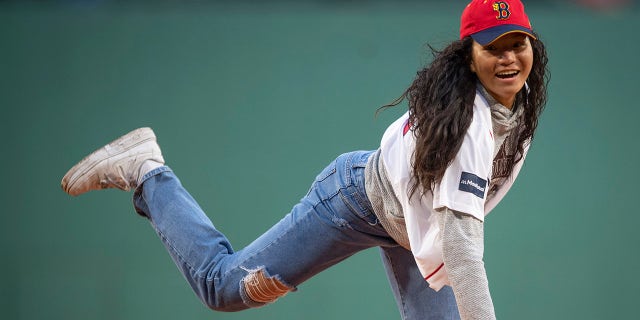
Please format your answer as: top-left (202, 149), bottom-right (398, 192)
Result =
top-left (2, 1), bottom-right (639, 319)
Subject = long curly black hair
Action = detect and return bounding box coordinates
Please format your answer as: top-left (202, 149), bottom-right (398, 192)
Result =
top-left (383, 34), bottom-right (549, 196)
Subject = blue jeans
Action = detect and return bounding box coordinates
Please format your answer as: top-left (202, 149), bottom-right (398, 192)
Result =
top-left (133, 151), bottom-right (460, 319)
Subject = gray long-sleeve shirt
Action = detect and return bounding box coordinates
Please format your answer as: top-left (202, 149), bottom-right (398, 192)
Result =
top-left (364, 86), bottom-right (523, 319)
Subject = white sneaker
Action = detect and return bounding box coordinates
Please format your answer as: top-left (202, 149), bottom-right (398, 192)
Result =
top-left (61, 127), bottom-right (165, 196)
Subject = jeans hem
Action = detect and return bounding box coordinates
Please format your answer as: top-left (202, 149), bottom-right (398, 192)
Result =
top-left (132, 166), bottom-right (173, 217)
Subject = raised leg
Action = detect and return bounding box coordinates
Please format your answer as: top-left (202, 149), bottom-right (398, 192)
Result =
top-left (133, 151), bottom-right (396, 311)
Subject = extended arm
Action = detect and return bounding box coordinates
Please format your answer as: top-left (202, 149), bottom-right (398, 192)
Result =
top-left (435, 208), bottom-right (496, 320)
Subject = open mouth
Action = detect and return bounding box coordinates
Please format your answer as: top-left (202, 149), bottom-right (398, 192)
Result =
top-left (496, 71), bottom-right (519, 79)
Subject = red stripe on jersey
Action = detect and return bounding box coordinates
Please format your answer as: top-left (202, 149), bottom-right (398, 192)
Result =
top-left (425, 263), bottom-right (444, 280)
top-left (403, 120), bottom-right (411, 136)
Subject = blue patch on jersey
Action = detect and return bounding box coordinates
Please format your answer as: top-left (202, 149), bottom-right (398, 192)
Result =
top-left (458, 172), bottom-right (487, 199)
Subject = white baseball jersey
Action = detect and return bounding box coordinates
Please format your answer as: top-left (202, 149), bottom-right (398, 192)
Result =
top-left (379, 89), bottom-right (528, 290)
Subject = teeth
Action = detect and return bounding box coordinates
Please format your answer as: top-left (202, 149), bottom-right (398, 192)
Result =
top-left (497, 71), bottom-right (518, 77)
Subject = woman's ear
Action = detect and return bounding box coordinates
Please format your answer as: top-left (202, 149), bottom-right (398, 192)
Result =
top-left (470, 60), bottom-right (476, 73)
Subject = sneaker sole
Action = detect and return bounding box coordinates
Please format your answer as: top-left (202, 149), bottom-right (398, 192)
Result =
top-left (61, 127), bottom-right (156, 196)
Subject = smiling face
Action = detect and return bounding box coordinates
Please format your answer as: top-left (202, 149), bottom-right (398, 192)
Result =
top-left (470, 33), bottom-right (534, 108)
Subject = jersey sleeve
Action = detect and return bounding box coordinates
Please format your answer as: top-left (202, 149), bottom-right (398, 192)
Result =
top-left (432, 104), bottom-right (494, 221)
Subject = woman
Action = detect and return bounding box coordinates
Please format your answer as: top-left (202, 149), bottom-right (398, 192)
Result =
top-left (61, 0), bottom-right (548, 319)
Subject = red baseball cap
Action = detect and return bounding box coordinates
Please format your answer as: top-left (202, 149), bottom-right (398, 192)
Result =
top-left (460, 0), bottom-right (536, 45)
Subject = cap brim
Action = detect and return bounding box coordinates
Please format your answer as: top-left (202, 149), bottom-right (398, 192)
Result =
top-left (470, 24), bottom-right (536, 46)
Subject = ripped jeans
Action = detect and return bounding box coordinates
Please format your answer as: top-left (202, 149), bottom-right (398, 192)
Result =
top-left (133, 150), bottom-right (460, 319)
